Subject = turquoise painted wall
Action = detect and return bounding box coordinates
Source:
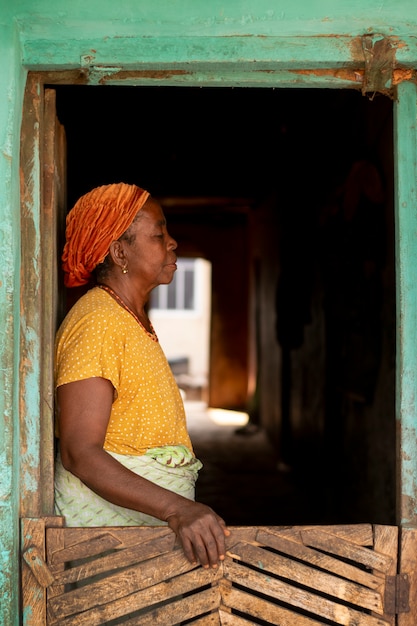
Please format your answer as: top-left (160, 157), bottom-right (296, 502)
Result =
top-left (2, 1), bottom-right (417, 623)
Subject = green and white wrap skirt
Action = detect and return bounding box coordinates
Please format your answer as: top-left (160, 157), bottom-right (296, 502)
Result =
top-left (54, 444), bottom-right (203, 527)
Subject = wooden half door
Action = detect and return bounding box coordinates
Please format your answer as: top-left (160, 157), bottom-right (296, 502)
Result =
top-left (21, 519), bottom-right (417, 625)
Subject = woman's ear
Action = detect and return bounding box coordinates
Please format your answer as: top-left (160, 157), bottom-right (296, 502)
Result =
top-left (108, 239), bottom-right (127, 270)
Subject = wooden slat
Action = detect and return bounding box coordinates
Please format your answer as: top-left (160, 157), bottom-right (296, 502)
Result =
top-left (121, 586), bottom-right (220, 626)
top-left (227, 541), bottom-right (384, 613)
top-left (218, 609), bottom-right (263, 625)
top-left (59, 526), bottom-right (173, 548)
top-left (49, 549), bottom-right (200, 619)
top-left (50, 532), bottom-right (176, 584)
top-left (257, 528), bottom-right (384, 589)
top-left (398, 526), bottom-right (417, 626)
top-left (269, 524), bottom-right (374, 546)
top-left (23, 547), bottom-right (55, 587)
top-left (373, 525), bottom-right (398, 625)
top-left (192, 614), bottom-right (221, 625)
top-left (48, 531), bottom-right (122, 565)
top-left (225, 526), bottom-right (265, 545)
top-left (45, 518), bottom-right (66, 599)
top-left (21, 518), bottom-right (47, 625)
top-left (52, 566), bottom-right (223, 625)
top-left (301, 528), bottom-right (393, 573)
top-left (20, 74), bottom-right (43, 519)
top-left (224, 560), bottom-right (390, 625)
top-left (41, 88), bottom-right (61, 515)
top-left (221, 582), bottom-right (325, 626)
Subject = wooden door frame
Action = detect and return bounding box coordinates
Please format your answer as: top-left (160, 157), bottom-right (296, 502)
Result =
top-left (19, 63), bottom-right (417, 526)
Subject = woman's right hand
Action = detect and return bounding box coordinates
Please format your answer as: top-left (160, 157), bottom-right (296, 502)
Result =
top-left (165, 500), bottom-right (230, 569)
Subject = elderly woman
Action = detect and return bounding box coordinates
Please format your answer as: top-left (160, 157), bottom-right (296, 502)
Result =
top-left (54, 183), bottom-right (229, 569)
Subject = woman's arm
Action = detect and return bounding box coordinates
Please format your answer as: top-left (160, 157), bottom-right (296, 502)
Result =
top-left (57, 377), bottom-right (229, 568)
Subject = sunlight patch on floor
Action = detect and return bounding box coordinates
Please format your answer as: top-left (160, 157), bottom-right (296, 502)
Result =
top-left (207, 407), bottom-right (249, 426)
top-left (184, 400), bottom-right (249, 429)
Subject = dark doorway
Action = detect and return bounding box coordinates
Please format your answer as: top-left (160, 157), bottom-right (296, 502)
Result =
top-left (54, 85), bottom-right (395, 526)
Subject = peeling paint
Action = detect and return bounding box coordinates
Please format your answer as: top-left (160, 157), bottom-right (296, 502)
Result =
top-left (294, 68), bottom-right (364, 83)
top-left (393, 68), bottom-right (415, 84)
top-left (92, 68), bottom-right (191, 84)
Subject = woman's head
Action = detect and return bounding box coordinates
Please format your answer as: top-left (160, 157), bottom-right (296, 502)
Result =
top-left (62, 183), bottom-right (149, 287)
top-left (103, 196), bottom-right (178, 291)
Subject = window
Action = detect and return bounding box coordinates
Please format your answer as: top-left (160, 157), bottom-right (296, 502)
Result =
top-left (151, 258), bottom-right (196, 311)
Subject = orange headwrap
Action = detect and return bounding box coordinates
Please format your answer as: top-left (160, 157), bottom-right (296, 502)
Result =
top-left (62, 183), bottom-right (149, 287)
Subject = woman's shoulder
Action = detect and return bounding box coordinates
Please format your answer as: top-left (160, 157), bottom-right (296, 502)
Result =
top-left (57, 287), bottom-right (122, 336)
top-left (61, 286), bottom-right (106, 317)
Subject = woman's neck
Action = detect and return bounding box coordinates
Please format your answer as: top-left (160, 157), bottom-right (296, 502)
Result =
top-left (97, 280), bottom-right (152, 332)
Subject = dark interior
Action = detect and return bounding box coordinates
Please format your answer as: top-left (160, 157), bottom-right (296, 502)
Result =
top-left (55, 85), bottom-right (396, 526)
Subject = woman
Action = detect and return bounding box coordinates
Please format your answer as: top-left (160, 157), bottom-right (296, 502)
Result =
top-left (54, 182), bottom-right (229, 569)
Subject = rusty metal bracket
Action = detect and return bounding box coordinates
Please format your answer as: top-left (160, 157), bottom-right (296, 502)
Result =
top-left (362, 34), bottom-right (395, 96)
top-left (385, 573), bottom-right (410, 615)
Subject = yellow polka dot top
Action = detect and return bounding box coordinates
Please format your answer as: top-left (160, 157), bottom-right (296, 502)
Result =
top-left (55, 286), bottom-right (193, 456)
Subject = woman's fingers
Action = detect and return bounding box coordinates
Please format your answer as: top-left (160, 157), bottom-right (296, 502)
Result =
top-left (167, 504), bottom-right (229, 568)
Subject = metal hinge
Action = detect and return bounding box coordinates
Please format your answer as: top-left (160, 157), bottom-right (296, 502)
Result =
top-left (385, 574), bottom-right (410, 615)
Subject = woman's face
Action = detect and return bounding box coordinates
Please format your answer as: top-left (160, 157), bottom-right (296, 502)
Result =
top-left (121, 197), bottom-right (178, 290)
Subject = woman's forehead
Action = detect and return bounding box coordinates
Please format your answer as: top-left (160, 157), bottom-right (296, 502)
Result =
top-left (131, 201), bottom-right (166, 229)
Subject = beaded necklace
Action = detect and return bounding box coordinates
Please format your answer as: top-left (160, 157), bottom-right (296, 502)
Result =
top-left (98, 284), bottom-right (158, 342)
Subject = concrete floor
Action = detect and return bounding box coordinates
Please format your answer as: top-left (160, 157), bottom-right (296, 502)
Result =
top-left (185, 402), bottom-right (325, 527)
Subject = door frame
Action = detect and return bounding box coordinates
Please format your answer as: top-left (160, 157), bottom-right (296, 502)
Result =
top-left (19, 55), bottom-right (417, 526)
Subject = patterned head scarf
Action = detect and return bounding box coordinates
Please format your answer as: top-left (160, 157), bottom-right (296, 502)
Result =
top-left (62, 183), bottom-right (149, 287)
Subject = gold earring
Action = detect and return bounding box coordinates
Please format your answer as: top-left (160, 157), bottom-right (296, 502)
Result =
top-left (122, 265), bottom-right (128, 274)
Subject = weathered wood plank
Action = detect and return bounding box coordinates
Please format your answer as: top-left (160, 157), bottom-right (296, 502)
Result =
top-left (49, 549), bottom-right (201, 618)
top-left (268, 524), bottom-right (374, 546)
top-left (220, 582), bottom-right (324, 626)
top-left (50, 567), bottom-right (222, 625)
top-left (50, 532), bottom-right (178, 584)
top-left (218, 609), bottom-right (263, 625)
top-left (226, 543), bottom-right (384, 614)
top-left (23, 547), bottom-right (55, 587)
top-left (301, 528), bottom-right (393, 573)
top-left (41, 88), bottom-right (61, 515)
top-left (121, 586), bottom-right (220, 626)
top-left (225, 527), bottom-right (263, 545)
top-left (21, 518), bottom-right (47, 626)
top-left (20, 74), bottom-right (44, 519)
top-left (46, 519), bottom-right (66, 599)
top-left (398, 527), bottom-right (417, 626)
top-left (224, 560), bottom-right (390, 625)
top-left (59, 526), bottom-right (173, 548)
top-left (257, 529), bottom-right (384, 589)
top-left (48, 531), bottom-right (123, 565)
top-left (373, 525), bottom-right (398, 625)
top-left (192, 614), bottom-right (221, 625)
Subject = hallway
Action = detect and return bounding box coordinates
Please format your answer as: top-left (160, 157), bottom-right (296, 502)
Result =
top-left (185, 402), bottom-right (325, 527)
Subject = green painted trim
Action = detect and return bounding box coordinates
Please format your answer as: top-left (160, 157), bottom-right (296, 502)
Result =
top-left (99, 70), bottom-right (362, 90)
top-left (0, 18), bottom-right (26, 626)
top-left (20, 33), bottom-right (417, 72)
top-left (394, 81), bottom-right (417, 527)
